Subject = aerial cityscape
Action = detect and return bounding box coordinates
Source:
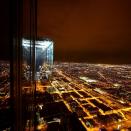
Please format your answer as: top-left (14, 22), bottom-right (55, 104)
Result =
top-left (0, 61), bottom-right (131, 130)
top-left (0, 0), bottom-right (131, 130)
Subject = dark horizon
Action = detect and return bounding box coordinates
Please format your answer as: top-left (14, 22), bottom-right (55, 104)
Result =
top-left (0, 0), bottom-right (131, 64)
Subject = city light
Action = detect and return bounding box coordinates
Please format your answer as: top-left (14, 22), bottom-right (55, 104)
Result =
top-left (1, 61), bottom-right (131, 130)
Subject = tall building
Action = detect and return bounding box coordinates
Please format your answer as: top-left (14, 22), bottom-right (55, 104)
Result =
top-left (10, 0), bottom-right (53, 130)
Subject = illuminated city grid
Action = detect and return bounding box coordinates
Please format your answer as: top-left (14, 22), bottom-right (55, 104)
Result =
top-left (31, 63), bottom-right (131, 130)
top-left (0, 62), bottom-right (131, 130)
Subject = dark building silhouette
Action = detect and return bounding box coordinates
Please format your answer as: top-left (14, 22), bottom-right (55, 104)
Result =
top-left (10, 0), bottom-right (38, 130)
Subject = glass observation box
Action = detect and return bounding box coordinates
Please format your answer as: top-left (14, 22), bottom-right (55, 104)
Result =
top-left (22, 38), bottom-right (54, 81)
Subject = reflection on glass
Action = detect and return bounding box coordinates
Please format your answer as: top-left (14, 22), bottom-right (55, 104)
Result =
top-left (21, 38), bottom-right (54, 130)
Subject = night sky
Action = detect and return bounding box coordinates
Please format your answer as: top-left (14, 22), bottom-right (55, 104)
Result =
top-left (0, 0), bottom-right (131, 63)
